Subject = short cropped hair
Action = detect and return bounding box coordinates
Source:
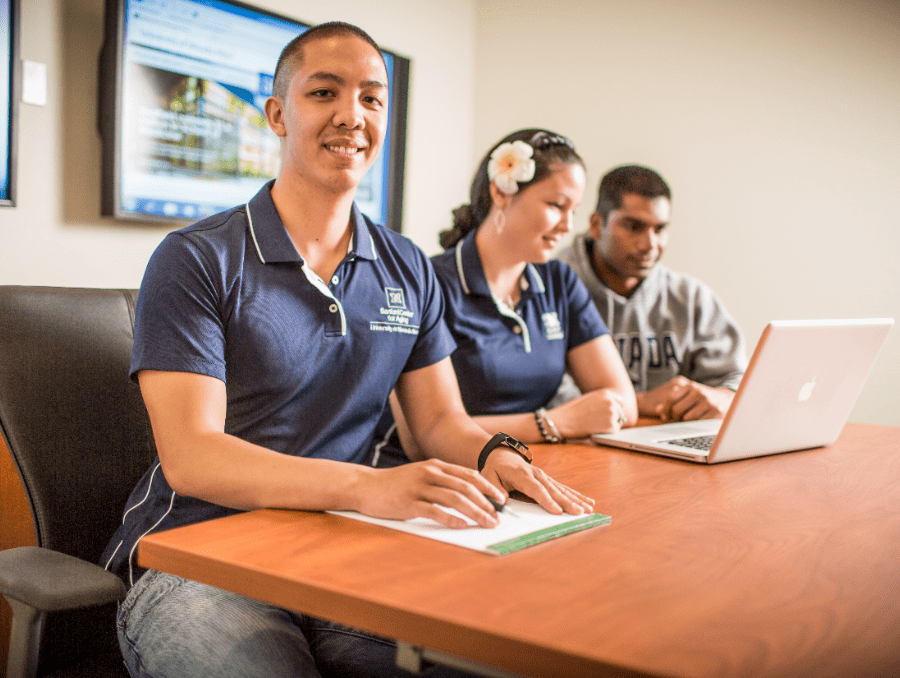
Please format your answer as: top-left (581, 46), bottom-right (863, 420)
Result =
top-left (595, 165), bottom-right (671, 219)
top-left (272, 21), bottom-right (385, 99)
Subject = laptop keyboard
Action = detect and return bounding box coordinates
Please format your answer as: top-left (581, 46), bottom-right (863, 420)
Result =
top-left (666, 435), bottom-right (717, 451)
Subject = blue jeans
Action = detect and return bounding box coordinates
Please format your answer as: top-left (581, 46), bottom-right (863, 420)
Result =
top-left (118, 570), bottom-right (473, 678)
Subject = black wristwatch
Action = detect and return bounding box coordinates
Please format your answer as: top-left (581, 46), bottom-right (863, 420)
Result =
top-left (477, 433), bottom-right (531, 472)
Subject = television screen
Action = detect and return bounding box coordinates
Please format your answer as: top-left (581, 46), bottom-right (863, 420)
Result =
top-left (99, 0), bottom-right (408, 230)
top-left (0, 0), bottom-right (16, 207)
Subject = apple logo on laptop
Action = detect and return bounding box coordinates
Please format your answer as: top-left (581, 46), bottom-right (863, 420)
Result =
top-left (798, 376), bottom-right (816, 402)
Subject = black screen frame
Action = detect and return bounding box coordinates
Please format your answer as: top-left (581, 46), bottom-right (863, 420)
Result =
top-left (1, 0), bottom-right (18, 207)
top-left (98, 0), bottom-right (409, 232)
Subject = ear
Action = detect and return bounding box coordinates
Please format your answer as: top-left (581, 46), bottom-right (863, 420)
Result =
top-left (265, 96), bottom-right (287, 138)
top-left (588, 212), bottom-right (605, 240)
top-left (487, 180), bottom-right (513, 211)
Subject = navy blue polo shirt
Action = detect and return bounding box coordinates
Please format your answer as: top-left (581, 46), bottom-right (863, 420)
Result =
top-left (102, 181), bottom-right (454, 585)
top-left (431, 230), bottom-right (608, 416)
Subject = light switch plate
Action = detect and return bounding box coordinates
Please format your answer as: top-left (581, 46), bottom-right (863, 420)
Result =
top-left (22, 61), bottom-right (48, 106)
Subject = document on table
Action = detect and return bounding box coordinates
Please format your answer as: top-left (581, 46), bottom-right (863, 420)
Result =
top-left (328, 500), bottom-right (610, 555)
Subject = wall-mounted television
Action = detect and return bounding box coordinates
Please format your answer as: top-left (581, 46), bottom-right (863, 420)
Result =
top-left (98, 0), bottom-right (409, 231)
top-left (1, 0), bottom-right (17, 207)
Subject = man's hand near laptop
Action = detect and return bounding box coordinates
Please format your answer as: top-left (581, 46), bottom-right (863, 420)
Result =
top-left (637, 375), bottom-right (735, 422)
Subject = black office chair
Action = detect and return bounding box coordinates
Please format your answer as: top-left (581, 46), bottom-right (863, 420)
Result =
top-left (0, 286), bottom-right (155, 678)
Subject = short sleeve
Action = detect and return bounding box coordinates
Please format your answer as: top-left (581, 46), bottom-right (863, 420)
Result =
top-left (130, 233), bottom-right (228, 383)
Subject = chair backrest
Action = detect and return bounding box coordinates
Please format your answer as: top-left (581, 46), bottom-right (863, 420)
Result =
top-left (0, 286), bottom-right (155, 561)
top-left (0, 286), bottom-right (155, 675)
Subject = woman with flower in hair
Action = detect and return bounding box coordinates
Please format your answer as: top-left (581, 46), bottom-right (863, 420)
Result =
top-left (372, 129), bottom-right (637, 467)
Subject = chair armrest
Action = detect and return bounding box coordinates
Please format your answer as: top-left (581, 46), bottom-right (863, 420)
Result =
top-left (0, 546), bottom-right (126, 611)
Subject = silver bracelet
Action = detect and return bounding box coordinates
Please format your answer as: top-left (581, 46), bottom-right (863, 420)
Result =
top-left (534, 407), bottom-right (562, 443)
top-left (544, 411), bottom-right (563, 442)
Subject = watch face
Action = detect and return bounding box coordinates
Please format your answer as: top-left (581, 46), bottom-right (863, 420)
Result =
top-left (503, 435), bottom-right (527, 451)
top-left (502, 436), bottom-right (532, 461)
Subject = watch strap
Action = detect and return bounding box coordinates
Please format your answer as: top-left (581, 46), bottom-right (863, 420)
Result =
top-left (477, 432), bottom-right (531, 472)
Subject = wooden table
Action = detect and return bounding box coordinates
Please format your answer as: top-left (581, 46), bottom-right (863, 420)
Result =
top-left (139, 423), bottom-right (900, 678)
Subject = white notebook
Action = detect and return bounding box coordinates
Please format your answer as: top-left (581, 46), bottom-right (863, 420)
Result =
top-left (330, 499), bottom-right (610, 555)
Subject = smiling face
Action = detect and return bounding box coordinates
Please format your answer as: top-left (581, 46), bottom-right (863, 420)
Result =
top-left (589, 192), bottom-right (671, 296)
top-left (266, 34), bottom-right (388, 197)
top-left (496, 162), bottom-right (586, 263)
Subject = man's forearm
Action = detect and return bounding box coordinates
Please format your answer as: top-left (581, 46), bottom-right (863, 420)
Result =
top-left (414, 412), bottom-right (493, 468)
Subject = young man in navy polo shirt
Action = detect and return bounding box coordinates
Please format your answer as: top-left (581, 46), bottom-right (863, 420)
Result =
top-left (103, 21), bottom-right (593, 678)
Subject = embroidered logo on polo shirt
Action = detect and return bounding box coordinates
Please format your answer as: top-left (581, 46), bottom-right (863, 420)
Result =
top-left (385, 287), bottom-right (406, 308)
top-left (542, 311), bottom-right (564, 341)
top-left (371, 287), bottom-right (419, 336)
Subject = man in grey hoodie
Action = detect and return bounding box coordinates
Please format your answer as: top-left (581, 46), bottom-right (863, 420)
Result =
top-left (556, 165), bottom-right (747, 422)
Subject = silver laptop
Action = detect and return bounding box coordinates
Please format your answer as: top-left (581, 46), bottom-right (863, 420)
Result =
top-left (590, 318), bottom-right (893, 463)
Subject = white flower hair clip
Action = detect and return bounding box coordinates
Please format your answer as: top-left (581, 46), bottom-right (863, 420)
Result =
top-left (487, 141), bottom-right (536, 194)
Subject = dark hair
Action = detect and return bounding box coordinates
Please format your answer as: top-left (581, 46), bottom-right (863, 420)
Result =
top-left (272, 22), bottom-right (385, 100)
top-left (595, 165), bottom-right (671, 220)
top-left (440, 129), bottom-right (584, 249)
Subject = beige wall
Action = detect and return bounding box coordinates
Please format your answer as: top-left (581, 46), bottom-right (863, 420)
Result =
top-left (472, 0), bottom-right (900, 425)
top-left (2, 0), bottom-right (898, 424)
